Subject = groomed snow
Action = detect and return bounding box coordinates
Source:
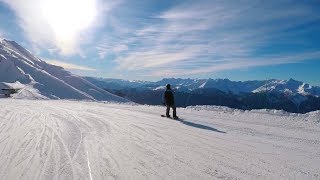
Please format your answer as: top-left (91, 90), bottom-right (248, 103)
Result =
top-left (0, 99), bottom-right (319, 179)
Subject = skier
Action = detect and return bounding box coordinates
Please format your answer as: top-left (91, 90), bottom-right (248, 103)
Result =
top-left (163, 84), bottom-right (178, 119)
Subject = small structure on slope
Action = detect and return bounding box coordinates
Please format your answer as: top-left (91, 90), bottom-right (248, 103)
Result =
top-left (1, 88), bottom-right (19, 97)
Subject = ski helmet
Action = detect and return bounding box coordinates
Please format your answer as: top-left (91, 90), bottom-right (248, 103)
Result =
top-left (166, 84), bottom-right (171, 89)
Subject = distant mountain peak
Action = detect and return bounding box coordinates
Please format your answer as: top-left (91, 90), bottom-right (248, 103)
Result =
top-left (286, 78), bottom-right (301, 84)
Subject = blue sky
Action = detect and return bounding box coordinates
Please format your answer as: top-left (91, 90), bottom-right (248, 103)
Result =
top-left (0, 0), bottom-right (320, 85)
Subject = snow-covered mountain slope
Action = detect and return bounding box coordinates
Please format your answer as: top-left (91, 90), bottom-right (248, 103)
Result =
top-left (253, 78), bottom-right (320, 96)
top-left (200, 78), bottom-right (265, 94)
top-left (0, 99), bottom-right (319, 179)
top-left (0, 39), bottom-right (127, 102)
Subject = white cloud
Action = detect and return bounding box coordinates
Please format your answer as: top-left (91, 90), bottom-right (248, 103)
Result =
top-left (116, 49), bottom-right (199, 70)
top-left (97, 43), bottom-right (129, 59)
top-left (113, 44), bottom-right (129, 53)
top-left (46, 60), bottom-right (96, 71)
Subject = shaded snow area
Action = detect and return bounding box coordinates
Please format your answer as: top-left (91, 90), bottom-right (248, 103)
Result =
top-left (0, 99), bottom-right (319, 179)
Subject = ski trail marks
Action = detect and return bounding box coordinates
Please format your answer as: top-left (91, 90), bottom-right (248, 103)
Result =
top-left (86, 151), bottom-right (93, 180)
top-left (0, 99), bottom-right (319, 179)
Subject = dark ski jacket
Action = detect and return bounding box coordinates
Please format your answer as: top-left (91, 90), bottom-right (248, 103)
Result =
top-left (163, 89), bottom-right (175, 106)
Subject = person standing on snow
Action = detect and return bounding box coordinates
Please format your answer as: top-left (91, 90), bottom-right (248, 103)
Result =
top-left (163, 84), bottom-right (178, 119)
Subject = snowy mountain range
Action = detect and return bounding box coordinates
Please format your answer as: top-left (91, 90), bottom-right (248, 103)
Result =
top-left (85, 77), bottom-right (320, 113)
top-left (85, 77), bottom-right (320, 96)
top-left (0, 39), bottom-right (127, 102)
top-left (1, 38), bottom-right (319, 113)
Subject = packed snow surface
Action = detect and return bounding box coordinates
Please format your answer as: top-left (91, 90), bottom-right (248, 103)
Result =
top-left (0, 99), bottom-right (319, 179)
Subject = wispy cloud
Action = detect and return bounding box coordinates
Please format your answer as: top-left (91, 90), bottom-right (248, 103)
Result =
top-left (148, 51), bottom-right (320, 77)
top-left (46, 60), bottom-right (96, 71)
top-left (116, 47), bottom-right (202, 70)
top-left (96, 36), bottom-right (130, 59)
top-left (105, 0), bottom-right (320, 77)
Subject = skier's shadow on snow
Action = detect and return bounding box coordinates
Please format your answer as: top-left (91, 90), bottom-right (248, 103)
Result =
top-left (177, 119), bottom-right (226, 133)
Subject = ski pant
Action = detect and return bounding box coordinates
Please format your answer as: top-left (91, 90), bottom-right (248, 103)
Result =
top-left (166, 104), bottom-right (177, 117)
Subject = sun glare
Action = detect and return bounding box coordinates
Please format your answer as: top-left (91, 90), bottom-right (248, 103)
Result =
top-left (41, 0), bottom-right (97, 53)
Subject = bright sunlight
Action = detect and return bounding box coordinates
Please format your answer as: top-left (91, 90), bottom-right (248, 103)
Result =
top-left (41, 0), bottom-right (97, 53)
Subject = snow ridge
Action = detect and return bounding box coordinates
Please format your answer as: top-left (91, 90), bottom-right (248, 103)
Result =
top-left (0, 39), bottom-right (128, 102)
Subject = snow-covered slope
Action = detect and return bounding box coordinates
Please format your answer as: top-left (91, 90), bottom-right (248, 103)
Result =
top-left (0, 99), bottom-right (319, 179)
top-left (200, 78), bottom-right (265, 94)
top-left (0, 39), bottom-right (127, 102)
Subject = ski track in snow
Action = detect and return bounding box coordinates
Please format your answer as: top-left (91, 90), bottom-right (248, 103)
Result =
top-left (0, 99), bottom-right (319, 180)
